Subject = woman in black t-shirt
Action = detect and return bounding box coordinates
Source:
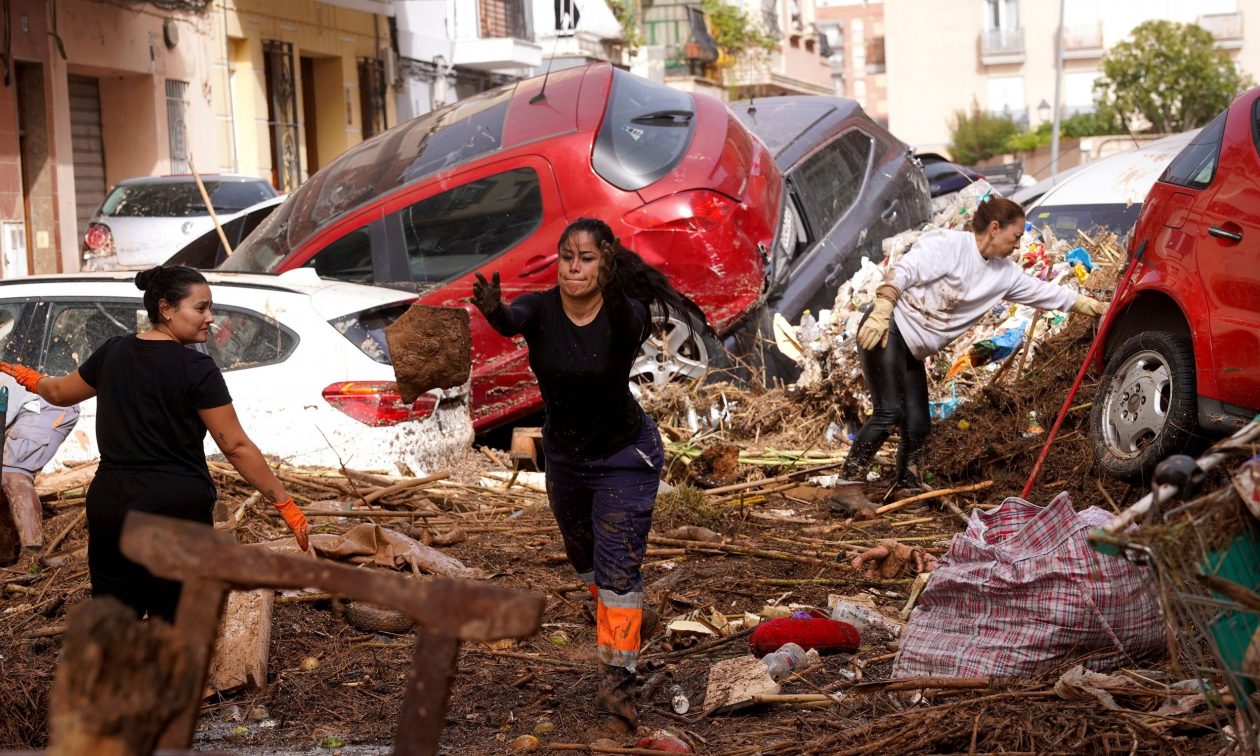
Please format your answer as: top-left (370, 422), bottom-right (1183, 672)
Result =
top-left (0, 266), bottom-right (308, 621)
top-left (471, 217), bottom-right (692, 732)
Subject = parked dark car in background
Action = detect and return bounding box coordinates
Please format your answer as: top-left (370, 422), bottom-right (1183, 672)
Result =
top-left (730, 96), bottom-right (932, 376)
top-left (919, 156), bottom-right (983, 197)
top-left (218, 63), bottom-right (786, 432)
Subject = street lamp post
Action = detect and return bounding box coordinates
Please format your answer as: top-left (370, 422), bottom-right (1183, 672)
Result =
top-left (1038, 99), bottom-right (1051, 124)
top-left (1050, 0), bottom-right (1066, 182)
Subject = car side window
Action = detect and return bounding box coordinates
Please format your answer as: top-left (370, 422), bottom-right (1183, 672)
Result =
top-left (796, 130), bottom-right (874, 233)
top-left (1162, 110), bottom-right (1227, 190)
top-left (300, 226), bottom-right (375, 283)
top-left (394, 168), bottom-right (543, 284)
top-left (0, 302), bottom-right (28, 362)
top-left (44, 303), bottom-right (144, 375)
top-left (203, 307), bottom-right (297, 371)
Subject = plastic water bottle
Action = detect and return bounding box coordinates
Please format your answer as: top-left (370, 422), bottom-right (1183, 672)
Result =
top-left (761, 642), bottom-right (807, 681)
top-left (669, 684), bottom-right (690, 714)
top-left (797, 310), bottom-right (819, 347)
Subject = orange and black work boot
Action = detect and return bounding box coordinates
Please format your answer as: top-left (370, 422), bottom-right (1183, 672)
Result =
top-left (593, 665), bottom-right (638, 733)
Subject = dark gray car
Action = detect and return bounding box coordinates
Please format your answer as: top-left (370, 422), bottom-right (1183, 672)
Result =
top-left (728, 97), bottom-right (931, 377)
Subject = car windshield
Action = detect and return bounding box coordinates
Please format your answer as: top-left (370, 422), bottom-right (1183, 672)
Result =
top-left (592, 68), bottom-right (696, 191)
top-left (229, 86), bottom-right (515, 268)
top-left (100, 181), bottom-right (275, 218)
top-left (1026, 202), bottom-right (1144, 242)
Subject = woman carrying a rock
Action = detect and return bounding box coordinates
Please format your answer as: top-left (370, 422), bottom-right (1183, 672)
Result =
top-left (842, 196), bottom-right (1108, 492)
top-left (470, 217), bottom-right (682, 732)
top-left (0, 265), bottom-right (308, 621)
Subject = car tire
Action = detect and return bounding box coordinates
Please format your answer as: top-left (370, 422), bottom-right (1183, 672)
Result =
top-left (1089, 330), bottom-right (1199, 484)
top-left (630, 306), bottom-right (730, 393)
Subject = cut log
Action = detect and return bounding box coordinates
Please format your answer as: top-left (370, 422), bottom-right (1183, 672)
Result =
top-left (206, 588), bottom-right (275, 695)
top-left (36, 461), bottom-right (99, 498)
top-left (385, 304), bottom-right (472, 403)
top-left (48, 597), bottom-right (197, 756)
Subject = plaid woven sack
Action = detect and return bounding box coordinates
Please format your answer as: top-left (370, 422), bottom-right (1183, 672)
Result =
top-left (893, 492), bottom-right (1163, 678)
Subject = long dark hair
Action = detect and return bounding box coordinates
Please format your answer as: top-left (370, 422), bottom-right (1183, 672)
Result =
top-left (557, 217), bottom-right (692, 325)
top-left (135, 265), bottom-right (208, 326)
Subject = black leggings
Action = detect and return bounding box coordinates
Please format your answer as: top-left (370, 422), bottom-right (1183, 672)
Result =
top-left (845, 314), bottom-right (931, 482)
top-left (86, 468), bottom-right (215, 622)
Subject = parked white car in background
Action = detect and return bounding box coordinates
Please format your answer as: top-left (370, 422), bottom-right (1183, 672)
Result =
top-left (0, 270), bottom-right (471, 474)
top-left (82, 175), bottom-right (277, 270)
top-left (1022, 130), bottom-right (1198, 243)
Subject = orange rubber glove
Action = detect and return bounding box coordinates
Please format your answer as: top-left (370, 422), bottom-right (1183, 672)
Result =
top-left (274, 497), bottom-right (309, 551)
top-left (0, 362), bottom-right (46, 393)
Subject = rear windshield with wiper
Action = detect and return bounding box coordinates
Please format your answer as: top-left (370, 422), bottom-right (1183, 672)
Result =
top-left (592, 69), bottom-right (696, 191)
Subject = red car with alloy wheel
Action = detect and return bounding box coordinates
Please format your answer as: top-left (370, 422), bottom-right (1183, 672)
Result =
top-left (1090, 85), bottom-right (1260, 483)
top-left (222, 62), bottom-right (784, 431)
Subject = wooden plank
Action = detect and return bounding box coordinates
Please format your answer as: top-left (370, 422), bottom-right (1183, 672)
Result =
top-left (205, 589), bottom-right (274, 696)
top-left (156, 578), bottom-right (230, 750)
top-left (394, 630), bottom-right (459, 756)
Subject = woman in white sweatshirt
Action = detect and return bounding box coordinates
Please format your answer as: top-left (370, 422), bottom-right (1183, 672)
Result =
top-left (842, 196), bottom-right (1108, 492)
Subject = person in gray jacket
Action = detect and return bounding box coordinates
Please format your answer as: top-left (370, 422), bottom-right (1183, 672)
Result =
top-left (0, 374), bottom-right (79, 574)
top-left (841, 196), bottom-right (1107, 493)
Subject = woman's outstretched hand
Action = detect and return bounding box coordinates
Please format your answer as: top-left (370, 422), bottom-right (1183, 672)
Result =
top-left (470, 272), bottom-right (502, 316)
top-left (273, 497), bottom-right (310, 551)
top-left (0, 362), bottom-right (46, 393)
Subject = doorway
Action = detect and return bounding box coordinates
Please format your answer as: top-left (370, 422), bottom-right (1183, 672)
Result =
top-left (16, 61), bottom-right (56, 274)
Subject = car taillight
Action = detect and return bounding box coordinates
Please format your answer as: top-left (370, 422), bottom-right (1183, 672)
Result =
top-left (623, 190), bottom-right (736, 233)
top-left (83, 223), bottom-right (113, 256)
top-left (322, 381), bottom-right (437, 426)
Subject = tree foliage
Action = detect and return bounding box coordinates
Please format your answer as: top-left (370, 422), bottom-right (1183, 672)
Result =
top-left (1002, 111), bottom-right (1124, 153)
top-left (1095, 20), bottom-right (1252, 133)
top-left (607, 0), bottom-right (644, 55)
top-left (700, 0), bottom-right (777, 57)
top-left (947, 103), bottom-right (1018, 166)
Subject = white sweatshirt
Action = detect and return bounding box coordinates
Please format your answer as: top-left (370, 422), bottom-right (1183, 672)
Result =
top-left (884, 229), bottom-right (1077, 360)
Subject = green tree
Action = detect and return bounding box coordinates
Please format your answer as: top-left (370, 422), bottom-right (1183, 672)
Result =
top-left (607, 0), bottom-right (643, 55)
top-left (947, 103), bottom-right (1018, 166)
top-left (1095, 20), bottom-right (1252, 133)
top-left (700, 0), bottom-right (777, 57)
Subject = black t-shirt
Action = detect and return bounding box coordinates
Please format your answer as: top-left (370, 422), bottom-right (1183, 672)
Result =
top-left (487, 287), bottom-right (650, 460)
top-left (78, 335), bottom-right (232, 483)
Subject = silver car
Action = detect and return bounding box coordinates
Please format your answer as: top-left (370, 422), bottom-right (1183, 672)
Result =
top-left (82, 175), bottom-right (277, 270)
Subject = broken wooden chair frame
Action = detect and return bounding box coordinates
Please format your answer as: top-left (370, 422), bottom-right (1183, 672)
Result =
top-left (115, 510), bottom-right (544, 755)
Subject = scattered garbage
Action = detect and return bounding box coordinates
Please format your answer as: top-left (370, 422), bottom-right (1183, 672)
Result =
top-left (760, 642), bottom-right (808, 681)
top-left (669, 684), bottom-right (690, 714)
top-left (894, 493), bottom-right (1163, 678)
top-left (749, 612), bottom-right (861, 657)
top-left (635, 732), bottom-right (693, 752)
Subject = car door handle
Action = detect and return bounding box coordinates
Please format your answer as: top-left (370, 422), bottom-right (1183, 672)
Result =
top-left (1208, 226), bottom-right (1243, 242)
top-left (520, 254), bottom-right (556, 276)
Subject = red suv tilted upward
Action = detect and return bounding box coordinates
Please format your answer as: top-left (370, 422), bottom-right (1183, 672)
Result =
top-left (1090, 86), bottom-right (1260, 482)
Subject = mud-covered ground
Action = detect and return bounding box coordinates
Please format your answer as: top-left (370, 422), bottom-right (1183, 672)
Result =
top-left (0, 320), bottom-right (1243, 754)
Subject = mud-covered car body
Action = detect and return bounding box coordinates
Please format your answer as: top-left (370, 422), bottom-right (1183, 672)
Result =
top-left (220, 63), bottom-right (784, 431)
top-left (729, 96), bottom-right (932, 323)
top-left (1089, 88), bottom-right (1260, 482)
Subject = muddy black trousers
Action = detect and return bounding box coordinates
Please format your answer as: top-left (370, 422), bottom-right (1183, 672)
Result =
top-left (543, 416), bottom-right (664, 670)
top-left (86, 468), bottom-right (215, 622)
top-left (844, 314), bottom-right (931, 484)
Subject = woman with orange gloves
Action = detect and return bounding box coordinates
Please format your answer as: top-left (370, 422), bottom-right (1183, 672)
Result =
top-left (470, 218), bottom-right (684, 732)
top-left (0, 265), bottom-right (308, 621)
top-left (842, 196), bottom-right (1108, 493)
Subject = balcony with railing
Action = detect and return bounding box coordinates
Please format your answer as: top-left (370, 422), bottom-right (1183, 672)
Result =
top-left (979, 27), bottom-right (1024, 64)
top-left (1198, 12), bottom-right (1243, 48)
top-left (1062, 22), bottom-right (1103, 58)
top-left (452, 0), bottom-right (542, 70)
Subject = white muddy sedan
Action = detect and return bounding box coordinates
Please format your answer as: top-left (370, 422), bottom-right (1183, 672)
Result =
top-left (0, 270), bottom-right (471, 474)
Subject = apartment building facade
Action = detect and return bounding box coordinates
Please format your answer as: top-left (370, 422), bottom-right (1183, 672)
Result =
top-left (815, 0), bottom-right (887, 125)
top-left (883, 0), bottom-right (1260, 153)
